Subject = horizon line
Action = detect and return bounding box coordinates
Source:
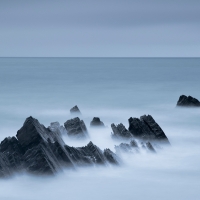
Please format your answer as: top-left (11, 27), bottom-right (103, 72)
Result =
top-left (0, 56), bottom-right (200, 58)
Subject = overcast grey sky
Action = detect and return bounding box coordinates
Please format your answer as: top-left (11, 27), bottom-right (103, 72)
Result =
top-left (0, 0), bottom-right (199, 57)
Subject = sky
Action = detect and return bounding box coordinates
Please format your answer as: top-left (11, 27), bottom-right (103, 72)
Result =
top-left (0, 0), bottom-right (199, 57)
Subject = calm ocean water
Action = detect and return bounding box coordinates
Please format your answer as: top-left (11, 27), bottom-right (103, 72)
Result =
top-left (0, 57), bottom-right (200, 200)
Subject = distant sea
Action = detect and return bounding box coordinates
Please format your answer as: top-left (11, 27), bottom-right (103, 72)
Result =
top-left (0, 57), bottom-right (200, 200)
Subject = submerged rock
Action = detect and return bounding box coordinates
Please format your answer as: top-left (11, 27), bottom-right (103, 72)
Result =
top-left (70, 105), bottom-right (81, 115)
top-left (146, 142), bottom-right (156, 153)
top-left (0, 116), bottom-right (120, 177)
top-left (177, 95), bottom-right (200, 107)
top-left (90, 117), bottom-right (105, 127)
top-left (64, 117), bottom-right (88, 139)
top-left (115, 140), bottom-right (156, 154)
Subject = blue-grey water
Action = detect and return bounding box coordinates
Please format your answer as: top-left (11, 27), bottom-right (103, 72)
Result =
top-left (0, 58), bottom-right (200, 200)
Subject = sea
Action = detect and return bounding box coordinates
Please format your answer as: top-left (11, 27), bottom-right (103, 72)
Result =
top-left (0, 57), bottom-right (200, 200)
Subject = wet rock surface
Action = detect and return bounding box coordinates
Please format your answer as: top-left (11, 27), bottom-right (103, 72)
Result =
top-left (90, 117), bottom-right (105, 127)
top-left (177, 95), bottom-right (200, 107)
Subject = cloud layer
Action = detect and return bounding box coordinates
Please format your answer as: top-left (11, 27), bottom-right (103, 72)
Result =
top-left (0, 0), bottom-right (200, 56)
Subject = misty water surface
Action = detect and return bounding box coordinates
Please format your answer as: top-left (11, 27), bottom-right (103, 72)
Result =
top-left (0, 58), bottom-right (200, 200)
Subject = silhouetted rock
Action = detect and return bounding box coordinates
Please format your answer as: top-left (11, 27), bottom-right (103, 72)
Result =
top-left (70, 105), bottom-right (81, 115)
top-left (0, 153), bottom-right (11, 177)
top-left (64, 117), bottom-right (88, 139)
top-left (111, 115), bottom-right (170, 145)
top-left (0, 116), bottom-right (120, 177)
top-left (0, 137), bottom-right (24, 172)
top-left (111, 123), bottom-right (133, 139)
top-left (177, 95), bottom-right (200, 107)
top-left (90, 117), bottom-right (105, 127)
top-left (129, 115), bottom-right (170, 144)
top-left (104, 149), bottom-right (121, 165)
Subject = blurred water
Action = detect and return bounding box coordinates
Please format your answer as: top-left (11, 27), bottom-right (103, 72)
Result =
top-left (0, 57), bottom-right (200, 200)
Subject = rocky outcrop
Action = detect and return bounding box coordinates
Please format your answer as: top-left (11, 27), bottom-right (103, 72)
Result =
top-left (90, 117), bottom-right (105, 127)
top-left (0, 111), bottom-right (171, 178)
top-left (64, 117), bottom-right (88, 139)
top-left (70, 105), bottom-right (81, 115)
top-left (129, 115), bottom-right (170, 143)
top-left (0, 137), bottom-right (24, 173)
top-left (48, 122), bottom-right (67, 136)
top-left (111, 115), bottom-right (170, 144)
top-left (115, 140), bottom-right (156, 154)
top-left (0, 116), bottom-right (120, 177)
top-left (111, 123), bottom-right (133, 139)
top-left (177, 95), bottom-right (200, 107)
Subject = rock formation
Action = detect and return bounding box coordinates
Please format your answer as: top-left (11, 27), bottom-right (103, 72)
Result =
top-left (111, 123), bottom-right (133, 139)
top-left (70, 105), bottom-right (81, 115)
top-left (0, 116), bottom-right (120, 177)
top-left (90, 117), bottom-right (105, 127)
top-left (64, 117), bottom-right (88, 139)
top-left (177, 95), bottom-right (200, 107)
top-left (0, 112), bottom-right (171, 178)
top-left (111, 115), bottom-right (170, 144)
top-left (48, 122), bottom-right (67, 136)
top-left (115, 140), bottom-right (156, 154)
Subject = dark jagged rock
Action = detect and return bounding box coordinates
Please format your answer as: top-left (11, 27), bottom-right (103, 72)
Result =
top-left (70, 105), bottom-right (81, 115)
top-left (128, 117), bottom-right (154, 140)
top-left (128, 115), bottom-right (170, 144)
top-left (0, 116), bottom-right (120, 177)
top-left (16, 116), bottom-right (74, 174)
top-left (0, 137), bottom-right (24, 172)
top-left (0, 153), bottom-right (11, 177)
top-left (111, 123), bottom-right (133, 139)
top-left (64, 117), bottom-right (88, 139)
top-left (65, 142), bottom-right (120, 166)
top-left (103, 149), bottom-right (121, 165)
top-left (16, 116), bottom-right (64, 151)
top-left (177, 95), bottom-right (200, 107)
top-left (90, 117), bottom-right (105, 127)
top-left (111, 115), bottom-right (170, 145)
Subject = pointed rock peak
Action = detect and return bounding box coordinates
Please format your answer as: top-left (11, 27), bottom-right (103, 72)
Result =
top-left (87, 141), bottom-right (94, 147)
top-left (70, 105), bottom-right (81, 115)
top-left (90, 117), bottom-right (105, 127)
top-left (177, 95), bottom-right (200, 107)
